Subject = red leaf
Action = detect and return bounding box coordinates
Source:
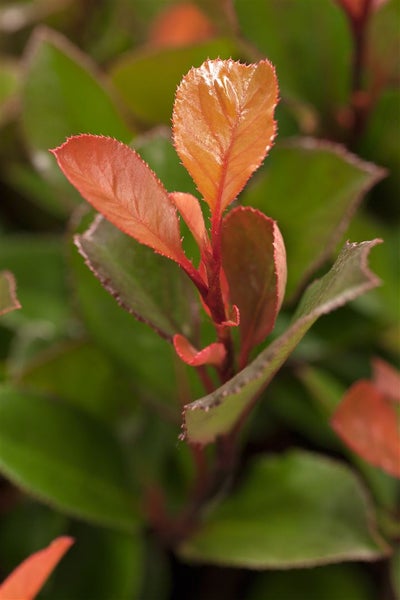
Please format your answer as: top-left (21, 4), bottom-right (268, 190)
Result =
top-left (169, 191), bottom-right (210, 252)
top-left (148, 3), bottom-right (214, 48)
top-left (331, 380), bottom-right (400, 478)
top-left (51, 135), bottom-right (187, 265)
top-left (173, 333), bottom-right (226, 367)
top-left (221, 207), bottom-right (287, 367)
top-left (372, 358), bottom-right (400, 403)
top-left (173, 59), bottom-right (278, 216)
top-left (0, 537), bottom-right (74, 600)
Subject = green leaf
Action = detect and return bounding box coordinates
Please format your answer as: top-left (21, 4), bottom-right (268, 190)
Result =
top-left (49, 522), bottom-right (144, 600)
top-left (110, 38), bottom-right (237, 124)
top-left (183, 240), bottom-right (381, 445)
top-left (249, 563), bottom-right (376, 600)
top-left (234, 0), bottom-right (351, 125)
top-left (0, 271), bottom-right (21, 316)
top-left (242, 138), bottom-right (385, 299)
top-left (21, 26), bottom-right (133, 210)
top-left (0, 386), bottom-right (138, 532)
top-left (179, 450), bottom-right (389, 568)
top-left (0, 59), bottom-right (20, 125)
top-left (76, 216), bottom-right (198, 339)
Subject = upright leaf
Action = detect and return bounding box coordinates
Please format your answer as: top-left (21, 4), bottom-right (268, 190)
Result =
top-left (183, 240), bottom-right (381, 444)
top-left (173, 59), bottom-right (278, 214)
top-left (0, 271), bottom-right (21, 316)
top-left (221, 207), bottom-right (287, 366)
top-left (180, 451), bottom-right (388, 568)
top-left (51, 135), bottom-right (188, 266)
top-left (0, 537), bottom-right (73, 600)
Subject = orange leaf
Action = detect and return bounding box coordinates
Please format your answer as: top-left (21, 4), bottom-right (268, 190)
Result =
top-left (173, 59), bottom-right (278, 215)
top-left (169, 191), bottom-right (210, 252)
top-left (173, 333), bottom-right (226, 367)
top-left (331, 380), bottom-right (400, 478)
top-left (0, 537), bottom-right (74, 600)
top-left (149, 3), bottom-right (214, 48)
top-left (51, 135), bottom-right (186, 265)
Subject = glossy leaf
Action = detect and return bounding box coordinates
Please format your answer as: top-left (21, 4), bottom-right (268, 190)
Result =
top-left (52, 135), bottom-right (189, 267)
top-left (183, 240), bottom-right (381, 444)
top-left (221, 207), bottom-right (287, 366)
top-left (173, 58), bottom-right (278, 214)
top-left (21, 27), bottom-right (132, 210)
top-left (110, 39), bottom-right (237, 124)
top-left (148, 3), bottom-right (214, 48)
top-left (0, 386), bottom-right (138, 532)
top-left (242, 138), bottom-right (385, 299)
top-left (0, 537), bottom-right (73, 600)
top-left (76, 215), bottom-right (198, 340)
top-left (0, 271), bottom-right (21, 316)
top-left (331, 380), bottom-right (400, 478)
top-left (180, 450), bottom-right (388, 567)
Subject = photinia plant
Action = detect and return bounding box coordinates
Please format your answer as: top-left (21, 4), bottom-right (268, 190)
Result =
top-left (49, 58), bottom-right (386, 552)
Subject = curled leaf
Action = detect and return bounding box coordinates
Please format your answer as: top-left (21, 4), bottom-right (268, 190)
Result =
top-left (173, 59), bottom-right (278, 215)
top-left (173, 334), bottom-right (226, 367)
top-left (331, 380), bottom-right (400, 478)
top-left (51, 135), bottom-right (187, 266)
top-left (0, 537), bottom-right (74, 600)
top-left (221, 207), bottom-right (286, 367)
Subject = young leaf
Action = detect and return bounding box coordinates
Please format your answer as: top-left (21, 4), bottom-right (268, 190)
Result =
top-left (331, 380), bottom-right (400, 478)
top-left (51, 135), bottom-right (189, 267)
top-left (173, 334), bottom-right (226, 367)
top-left (75, 215), bottom-right (198, 340)
top-left (179, 451), bottom-right (388, 568)
top-left (173, 59), bottom-right (278, 215)
top-left (169, 192), bottom-right (210, 252)
top-left (372, 358), bottom-right (400, 402)
top-left (0, 537), bottom-right (73, 600)
top-left (183, 240), bottom-right (382, 444)
top-left (221, 207), bottom-right (286, 367)
top-left (0, 271), bottom-right (21, 316)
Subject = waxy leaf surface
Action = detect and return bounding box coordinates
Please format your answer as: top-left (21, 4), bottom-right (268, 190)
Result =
top-left (221, 207), bottom-right (286, 366)
top-left (183, 240), bottom-right (381, 444)
top-left (0, 537), bottom-right (73, 600)
top-left (0, 271), bottom-right (21, 316)
top-left (242, 139), bottom-right (385, 299)
top-left (52, 135), bottom-right (187, 265)
top-left (331, 380), bottom-right (400, 478)
top-left (76, 216), bottom-right (197, 340)
top-left (180, 451), bottom-right (388, 567)
top-left (0, 386), bottom-right (138, 532)
top-left (173, 59), bottom-right (278, 214)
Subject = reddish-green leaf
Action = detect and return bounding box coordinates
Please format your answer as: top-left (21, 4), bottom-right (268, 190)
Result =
top-left (0, 271), bottom-right (21, 316)
top-left (331, 380), bottom-right (400, 478)
top-left (221, 207), bottom-right (287, 367)
top-left (173, 59), bottom-right (278, 215)
top-left (51, 135), bottom-right (188, 266)
top-left (372, 358), bottom-right (400, 402)
top-left (183, 240), bottom-right (382, 444)
top-left (0, 537), bottom-right (73, 600)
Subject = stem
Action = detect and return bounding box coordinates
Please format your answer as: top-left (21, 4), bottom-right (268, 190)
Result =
top-left (347, 0), bottom-right (373, 143)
